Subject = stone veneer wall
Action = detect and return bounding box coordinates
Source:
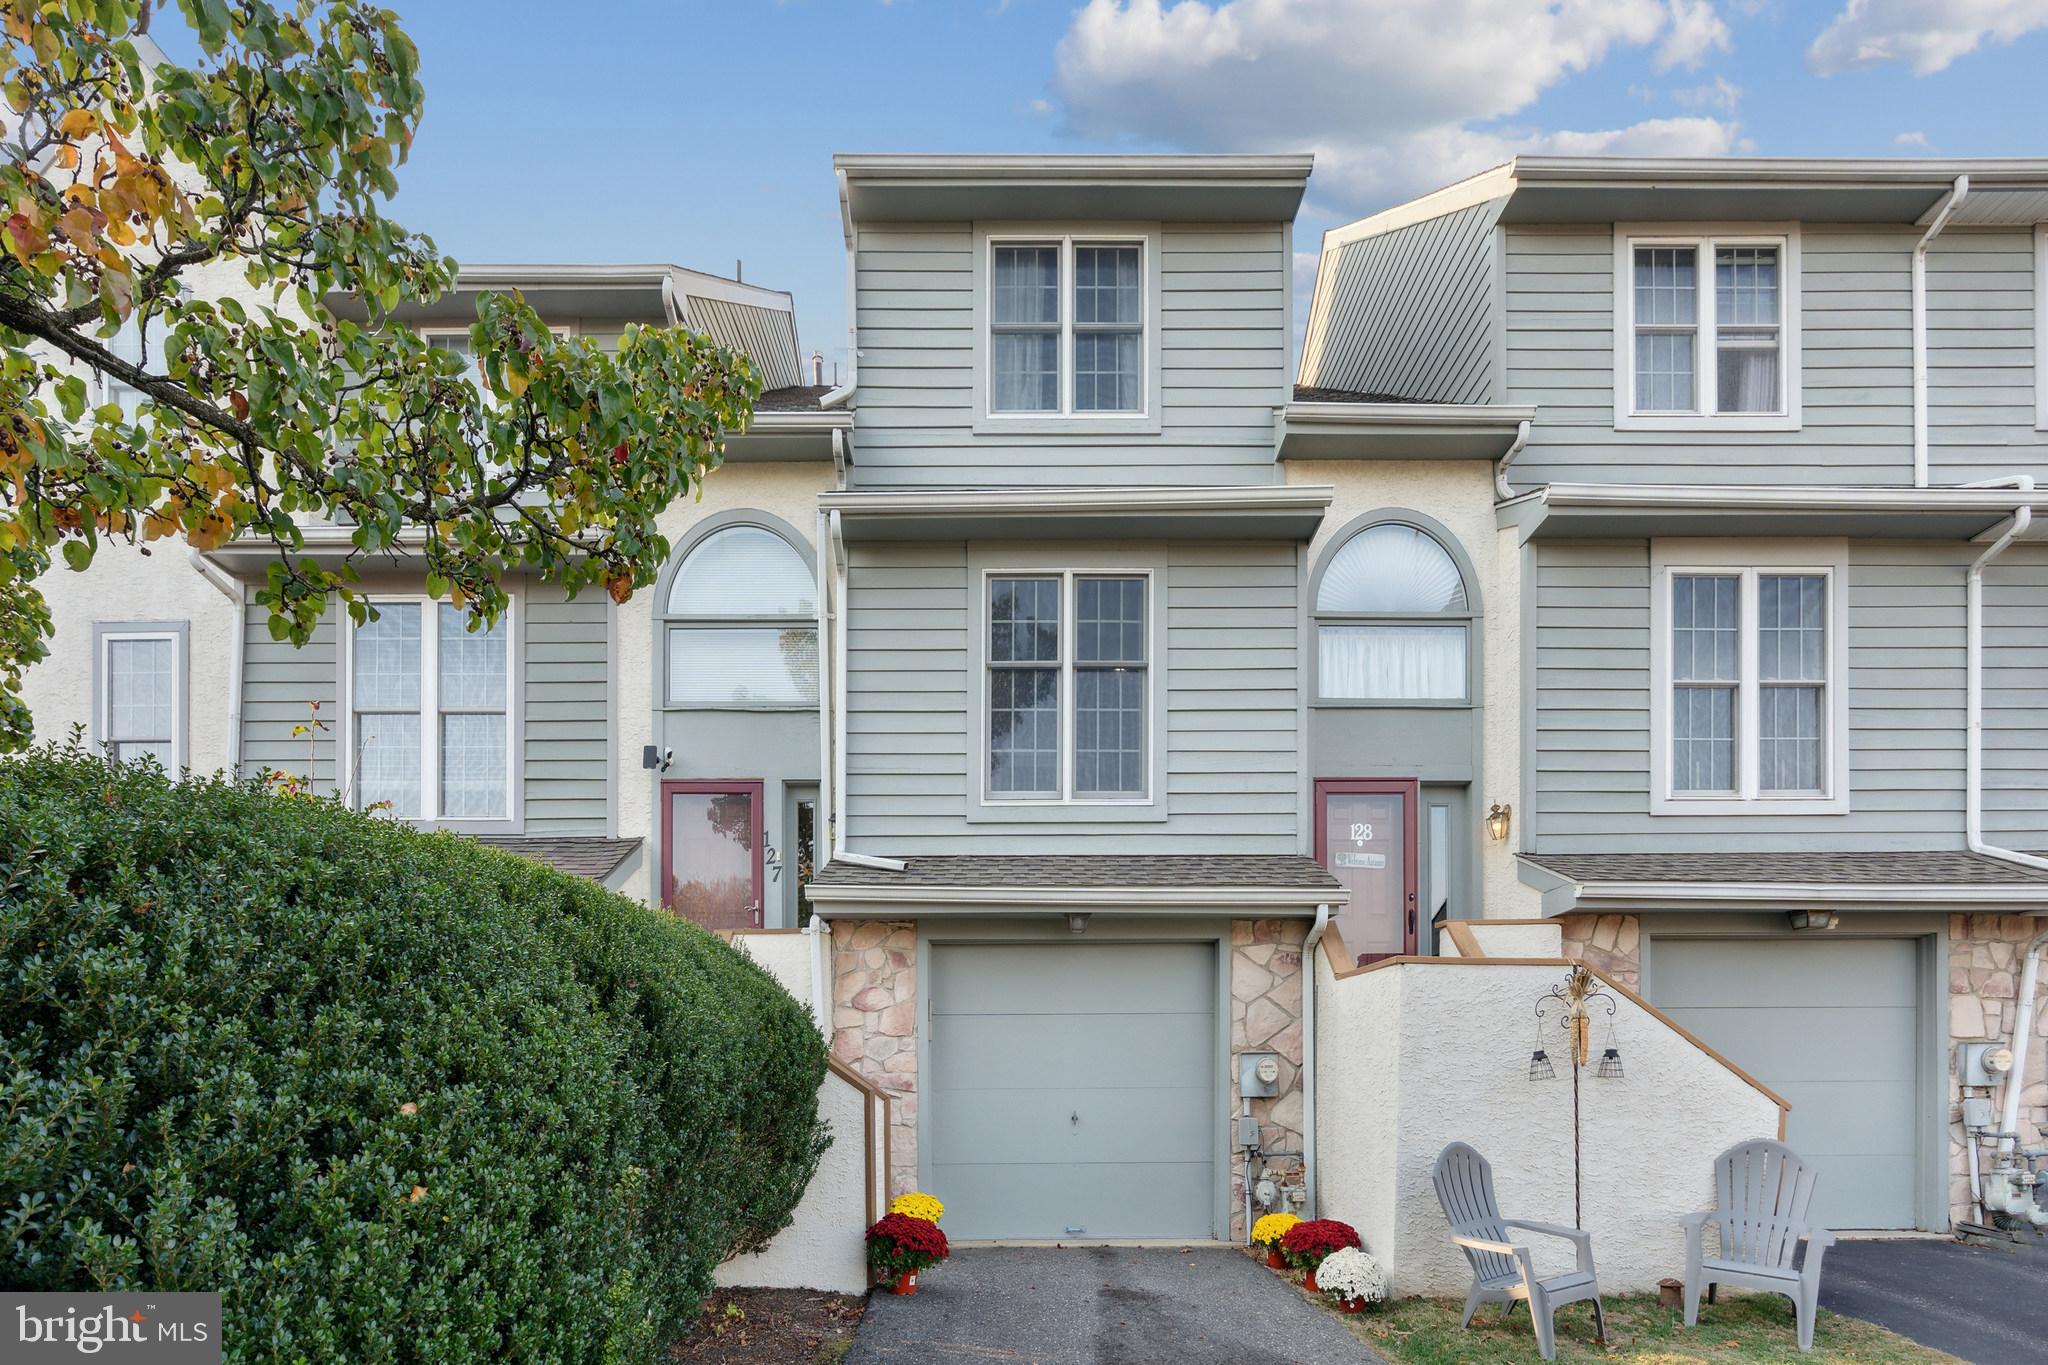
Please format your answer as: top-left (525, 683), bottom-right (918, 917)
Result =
top-left (829, 920), bottom-right (917, 1198)
top-left (1558, 913), bottom-right (1640, 990)
top-left (1946, 914), bottom-right (2048, 1227)
top-left (1231, 918), bottom-right (1307, 1241)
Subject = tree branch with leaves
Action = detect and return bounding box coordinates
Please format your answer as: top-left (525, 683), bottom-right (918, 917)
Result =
top-left (0, 0), bottom-right (759, 750)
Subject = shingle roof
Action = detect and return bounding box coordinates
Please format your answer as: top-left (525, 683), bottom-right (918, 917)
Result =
top-left (1292, 383), bottom-right (1441, 405)
top-left (754, 384), bottom-right (834, 413)
top-left (473, 836), bottom-right (641, 882)
top-left (1521, 850), bottom-right (2048, 886)
top-left (809, 853), bottom-right (1342, 891)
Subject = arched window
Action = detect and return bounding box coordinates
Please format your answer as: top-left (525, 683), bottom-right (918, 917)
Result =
top-left (664, 523), bottom-right (818, 707)
top-left (1314, 520), bottom-right (1473, 702)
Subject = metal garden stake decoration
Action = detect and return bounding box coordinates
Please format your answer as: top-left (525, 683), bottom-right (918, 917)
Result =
top-left (1529, 964), bottom-right (1623, 1226)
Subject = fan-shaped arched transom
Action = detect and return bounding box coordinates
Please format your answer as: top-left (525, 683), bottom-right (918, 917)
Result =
top-left (1316, 523), bottom-right (1467, 614)
top-left (663, 522), bottom-right (819, 708)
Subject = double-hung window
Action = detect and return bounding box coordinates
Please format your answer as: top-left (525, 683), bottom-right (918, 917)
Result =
top-left (1620, 229), bottom-right (1798, 428)
top-left (986, 571), bottom-right (1150, 802)
top-left (986, 235), bottom-right (1148, 418)
top-left (1652, 543), bottom-right (1847, 813)
top-left (349, 599), bottom-right (513, 822)
top-left (96, 625), bottom-right (183, 767)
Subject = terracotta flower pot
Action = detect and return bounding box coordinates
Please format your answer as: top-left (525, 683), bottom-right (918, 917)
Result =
top-left (1266, 1248), bottom-right (1288, 1270)
top-left (1337, 1296), bottom-right (1367, 1314)
top-left (1303, 1268), bottom-right (1319, 1293)
top-left (889, 1271), bottom-right (918, 1296)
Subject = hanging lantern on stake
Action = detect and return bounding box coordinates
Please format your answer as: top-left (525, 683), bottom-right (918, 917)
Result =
top-left (1528, 963), bottom-right (1621, 1227)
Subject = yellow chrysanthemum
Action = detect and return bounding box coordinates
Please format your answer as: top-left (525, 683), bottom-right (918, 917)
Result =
top-left (1252, 1212), bottom-right (1300, 1247)
top-left (890, 1191), bottom-right (945, 1224)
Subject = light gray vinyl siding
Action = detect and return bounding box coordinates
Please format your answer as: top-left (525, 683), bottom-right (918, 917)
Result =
top-left (236, 584), bottom-right (610, 834)
top-left (842, 540), bottom-right (1300, 851)
top-left (1298, 198), bottom-right (1502, 403)
top-left (1532, 541), bottom-right (2048, 852)
top-left (849, 224), bottom-right (1289, 488)
top-left (523, 587), bottom-right (610, 834)
top-left (239, 601), bottom-right (338, 787)
top-left (1502, 224), bottom-right (2048, 487)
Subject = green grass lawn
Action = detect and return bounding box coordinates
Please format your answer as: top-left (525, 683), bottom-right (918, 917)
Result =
top-left (1331, 1292), bottom-right (1958, 1364)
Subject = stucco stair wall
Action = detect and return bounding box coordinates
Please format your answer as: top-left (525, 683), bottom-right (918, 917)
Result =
top-left (1314, 953), bottom-right (1785, 1295)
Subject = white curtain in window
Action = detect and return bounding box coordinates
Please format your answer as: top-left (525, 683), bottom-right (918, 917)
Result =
top-left (668, 626), bottom-right (819, 706)
top-left (1317, 525), bottom-right (1467, 613)
top-left (667, 526), bottom-right (816, 617)
top-left (1319, 625), bottom-right (1466, 700)
top-left (105, 636), bottom-right (174, 763)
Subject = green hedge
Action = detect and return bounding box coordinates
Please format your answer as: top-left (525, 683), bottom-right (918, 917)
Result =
top-left (0, 747), bottom-right (828, 1361)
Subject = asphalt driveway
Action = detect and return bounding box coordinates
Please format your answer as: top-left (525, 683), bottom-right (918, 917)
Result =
top-left (845, 1246), bottom-right (1380, 1365)
top-left (1820, 1235), bottom-right (2048, 1364)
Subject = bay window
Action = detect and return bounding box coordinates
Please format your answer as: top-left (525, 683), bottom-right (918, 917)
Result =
top-left (1619, 229), bottom-right (1799, 429)
top-left (349, 599), bottom-right (513, 822)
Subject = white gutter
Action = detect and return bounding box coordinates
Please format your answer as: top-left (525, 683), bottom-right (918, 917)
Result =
top-left (823, 507), bottom-right (903, 875)
top-left (188, 551), bottom-right (244, 774)
top-left (1964, 485), bottom-right (2048, 873)
top-left (1912, 175), bottom-right (1968, 488)
top-left (1301, 904), bottom-right (1331, 1217)
top-left (1494, 419), bottom-right (1532, 501)
top-left (1561, 880), bottom-right (2048, 908)
top-left (817, 484), bottom-right (1336, 519)
top-left (2000, 928), bottom-right (2048, 1156)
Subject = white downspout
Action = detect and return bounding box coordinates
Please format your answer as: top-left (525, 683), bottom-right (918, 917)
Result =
top-left (819, 171), bottom-right (858, 408)
top-left (1301, 903), bottom-right (1331, 1217)
top-left (1999, 928), bottom-right (2048, 1157)
top-left (1965, 488), bottom-right (2048, 873)
top-left (1912, 176), bottom-right (1968, 488)
top-left (825, 508), bottom-right (902, 874)
top-left (1494, 419), bottom-right (1532, 501)
top-left (815, 508), bottom-right (835, 866)
top-left (188, 550), bottom-right (244, 775)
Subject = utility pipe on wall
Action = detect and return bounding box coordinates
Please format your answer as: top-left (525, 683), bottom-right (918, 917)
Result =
top-left (1911, 175), bottom-right (1968, 488)
top-left (1964, 487), bottom-right (2048, 874)
top-left (1998, 927), bottom-right (2048, 1159)
top-left (1301, 903), bottom-right (1331, 1218)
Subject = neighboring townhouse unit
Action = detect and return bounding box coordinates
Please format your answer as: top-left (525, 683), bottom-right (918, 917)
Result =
top-left (1302, 155), bottom-right (2048, 1235)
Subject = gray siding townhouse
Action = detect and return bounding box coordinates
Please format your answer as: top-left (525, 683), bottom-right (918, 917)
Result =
top-left (1301, 156), bottom-right (2048, 1234)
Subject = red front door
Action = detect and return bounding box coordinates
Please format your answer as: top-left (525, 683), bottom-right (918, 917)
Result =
top-left (661, 779), bottom-right (765, 929)
top-left (1315, 778), bottom-right (1420, 966)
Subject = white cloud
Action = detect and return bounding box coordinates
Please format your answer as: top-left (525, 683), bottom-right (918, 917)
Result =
top-left (1672, 75), bottom-right (1744, 110)
top-left (1656, 0), bottom-right (1734, 70)
top-left (1808, 0), bottom-right (2048, 75)
top-left (1893, 129), bottom-right (1930, 146)
top-left (1051, 0), bottom-right (1742, 211)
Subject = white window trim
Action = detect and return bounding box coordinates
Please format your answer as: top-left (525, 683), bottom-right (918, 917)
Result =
top-left (966, 552), bottom-right (1167, 817)
top-left (93, 622), bottom-right (186, 770)
top-left (1649, 539), bottom-right (1849, 816)
top-left (338, 594), bottom-right (521, 830)
top-left (1614, 223), bottom-right (1803, 433)
top-left (2035, 226), bottom-right (2047, 431)
top-left (970, 223), bottom-right (1164, 436)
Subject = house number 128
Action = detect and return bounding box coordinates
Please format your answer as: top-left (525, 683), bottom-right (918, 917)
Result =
top-left (1350, 822), bottom-right (1374, 843)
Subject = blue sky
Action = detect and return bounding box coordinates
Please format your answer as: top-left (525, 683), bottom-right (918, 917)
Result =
top-left (165, 2), bottom-right (2048, 371)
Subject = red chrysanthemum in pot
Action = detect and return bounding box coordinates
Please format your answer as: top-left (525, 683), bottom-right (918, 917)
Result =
top-left (1280, 1217), bottom-right (1363, 1284)
top-left (866, 1212), bottom-right (950, 1293)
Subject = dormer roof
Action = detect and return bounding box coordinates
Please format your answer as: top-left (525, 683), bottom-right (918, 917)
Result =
top-left (833, 152), bottom-right (1313, 226)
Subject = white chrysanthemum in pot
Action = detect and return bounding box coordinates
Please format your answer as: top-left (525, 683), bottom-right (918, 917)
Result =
top-left (1314, 1245), bottom-right (1388, 1309)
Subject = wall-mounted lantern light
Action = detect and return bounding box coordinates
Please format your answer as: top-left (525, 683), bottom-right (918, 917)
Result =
top-left (1484, 802), bottom-right (1512, 843)
top-left (1786, 910), bottom-right (1839, 932)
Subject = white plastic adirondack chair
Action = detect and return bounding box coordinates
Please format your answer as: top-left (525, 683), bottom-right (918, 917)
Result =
top-left (1683, 1139), bottom-right (1837, 1352)
top-left (1432, 1142), bottom-right (1605, 1362)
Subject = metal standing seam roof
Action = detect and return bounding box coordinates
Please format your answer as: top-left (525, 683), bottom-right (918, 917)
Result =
top-left (1290, 384), bottom-right (1442, 405)
top-left (808, 853), bottom-right (1344, 892)
top-left (472, 836), bottom-right (641, 882)
top-left (1520, 850), bottom-right (2048, 887)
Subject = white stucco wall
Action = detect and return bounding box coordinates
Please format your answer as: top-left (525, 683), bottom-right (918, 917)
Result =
top-left (1315, 955), bottom-right (1783, 1295)
top-left (1286, 459), bottom-right (1542, 918)
top-left (1463, 922), bottom-right (1563, 957)
top-left (614, 462), bottom-right (837, 907)
top-left (718, 929), bottom-right (877, 1294)
top-left (22, 544), bottom-right (241, 774)
top-left (715, 1062), bottom-right (872, 1294)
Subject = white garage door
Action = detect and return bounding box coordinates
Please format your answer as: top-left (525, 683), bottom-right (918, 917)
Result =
top-left (927, 941), bottom-right (1217, 1240)
top-left (1652, 936), bottom-right (1921, 1230)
